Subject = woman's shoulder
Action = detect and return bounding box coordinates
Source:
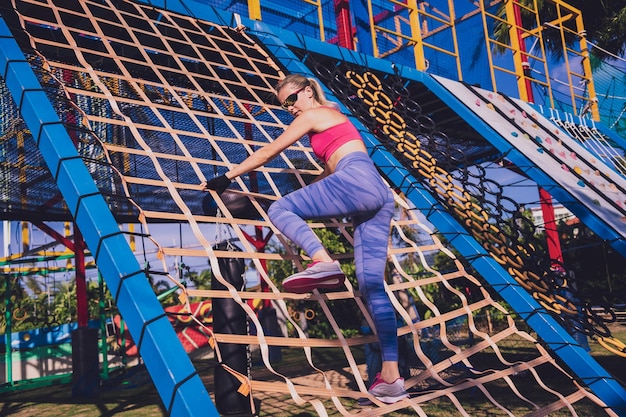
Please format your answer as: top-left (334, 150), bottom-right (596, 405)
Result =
top-left (307, 105), bottom-right (346, 119)
top-left (320, 103), bottom-right (341, 110)
top-left (305, 106), bottom-right (349, 131)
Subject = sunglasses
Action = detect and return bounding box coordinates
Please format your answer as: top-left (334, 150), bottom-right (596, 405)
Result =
top-left (280, 87), bottom-right (306, 109)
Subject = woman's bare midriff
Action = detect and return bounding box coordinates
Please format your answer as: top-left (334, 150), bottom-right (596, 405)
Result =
top-left (325, 140), bottom-right (368, 173)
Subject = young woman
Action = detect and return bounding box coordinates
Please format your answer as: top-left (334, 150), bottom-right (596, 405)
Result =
top-left (203, 74), bottom-right (408, 403)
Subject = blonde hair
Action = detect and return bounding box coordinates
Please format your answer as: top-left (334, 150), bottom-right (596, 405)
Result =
top-left (275, 74), bottom-right (339, 109)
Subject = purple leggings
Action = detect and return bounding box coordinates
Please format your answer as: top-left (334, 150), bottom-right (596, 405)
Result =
top-left (268, 152), bottom-right (398, 361)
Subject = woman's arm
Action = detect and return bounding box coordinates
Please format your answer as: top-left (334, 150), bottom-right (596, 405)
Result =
top-left (203, 107), bottom-right (346, 193)
top-left (224, 109), bottom-right (319, 179)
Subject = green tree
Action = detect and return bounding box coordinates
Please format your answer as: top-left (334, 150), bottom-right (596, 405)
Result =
top-left (265, 227), bottom-right (361, 339)
top-left (185, 268), bottom-right (213, 291)
top-left (566, 0), bottom-right (626, 59)
top-left (0, 273), bottom-right (33, 333)
top-left (0, 274), bottom-right (117, 333)
top-left (46, 278), bottom-right (108, 324)
top-left (493, 0), bottom-right (626, 60)
top-left (558, 221), bottom-right (626, 305)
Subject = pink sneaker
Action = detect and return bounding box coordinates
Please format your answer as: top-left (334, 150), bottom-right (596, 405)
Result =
top-left (366, 373), bottom-right (408, 403)
top-left (282, 261), bottom-right (346, 293)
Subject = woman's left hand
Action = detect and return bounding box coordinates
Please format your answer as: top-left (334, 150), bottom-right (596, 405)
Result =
top-left (203, 175), bottom-right (231, 195)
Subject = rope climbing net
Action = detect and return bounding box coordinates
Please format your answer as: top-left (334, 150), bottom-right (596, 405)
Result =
top-left (0, 0), bottom-right (621, 415)
top-left (296, 51), bottom-right (626, 357)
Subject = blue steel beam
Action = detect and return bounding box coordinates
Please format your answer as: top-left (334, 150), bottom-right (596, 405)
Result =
top-left (252, 29), bottom-right (626, 415)
top-left (0, 17), bottom-right (217, 417)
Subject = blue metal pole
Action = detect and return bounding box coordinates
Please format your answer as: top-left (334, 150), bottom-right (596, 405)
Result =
top-left (0, 17), bottom-right (217, 416)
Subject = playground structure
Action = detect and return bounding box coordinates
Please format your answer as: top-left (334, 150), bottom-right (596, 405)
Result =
top-left (1, 0), bottom-right (625, 416)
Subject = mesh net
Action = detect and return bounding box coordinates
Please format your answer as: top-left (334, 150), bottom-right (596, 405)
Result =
top-left (295, 51), bottom-right (625, 350)
top-left (0, 0), bottom-right (621, 415)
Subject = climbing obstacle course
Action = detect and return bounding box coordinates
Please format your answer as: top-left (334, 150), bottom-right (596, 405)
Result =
top-left (1, 0), bottom-right (625, 416)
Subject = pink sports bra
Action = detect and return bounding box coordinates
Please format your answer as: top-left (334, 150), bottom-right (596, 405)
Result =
top-left (309, 118), bottom-right (363, 163)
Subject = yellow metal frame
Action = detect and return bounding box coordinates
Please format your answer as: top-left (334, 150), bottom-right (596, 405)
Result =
top-left (367, 0), bottom-right (461, 77)
top-left (553, 1), bottom-right (598, 119)
top-left (304, 0), bottom-right (326, 43)
top-left (247, 0), bottom-right (326, 42)
top-left (478, 1), bottom-right (551, 104)
top-left (501, 0), bottom-right (598, 119)
top-left (247, 0), bottom-right (598, 121)
top-left (248, 0), bottom-right (261, 20)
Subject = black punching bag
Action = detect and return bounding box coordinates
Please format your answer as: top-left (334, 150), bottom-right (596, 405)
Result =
top-left (212, 242), bottom-right (253, 416)
top-left (71, 327), bottom-right (100, 397)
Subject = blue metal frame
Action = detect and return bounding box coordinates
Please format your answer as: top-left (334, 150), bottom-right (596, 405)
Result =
top-left (251, 28), bottom-right (626, 414)
top-left (0, 17), bottom-right (217, 417)
top-left (3, 0), bottom-right (625, 413)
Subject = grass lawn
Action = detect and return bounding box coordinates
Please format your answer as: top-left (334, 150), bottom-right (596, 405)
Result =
top-left (0, 325), bottom-right (624, 416)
